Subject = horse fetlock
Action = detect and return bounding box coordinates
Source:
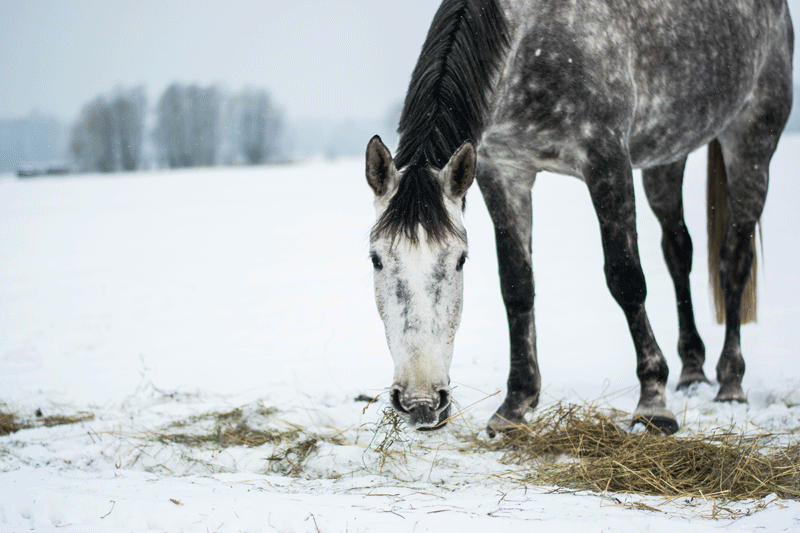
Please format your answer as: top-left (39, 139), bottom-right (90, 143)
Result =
top-left (486, 390), bottom-right (539, 437)
top-left (676, 336), bottom-right (708, 390)
top-left (676, 368), bottom-right (710, 391)
top-left (715, 348), bottom-right (745, 392)
top-left (486, 407), bottom-right (527, 437)
top-left (714, 382), bottom-right (746, 403)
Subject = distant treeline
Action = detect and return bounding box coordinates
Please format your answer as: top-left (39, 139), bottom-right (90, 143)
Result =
top-left (69, 84), bottom-right (284, 173)
top-left (8, 82), bottom-right (796, 176)
top-left (0, 85), bottom-right (402, 176)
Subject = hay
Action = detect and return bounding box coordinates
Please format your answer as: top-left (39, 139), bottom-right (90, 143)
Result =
top-left (147, 404), bottom-right (344, 477)
top-left (0, 411), bottom-right (22, 436)
top-left (156, 407), bottom-right (297, 449)
top-left (266, 438), bottom-right (320, 476)
top-left (0, 407), bottom-right (94, 436)
top-left (41, 413), bottom-right (95, 428)
top-left (365, 407), bottom-right (411, 474)
top-left (472, 403), bottom-right (800, 501)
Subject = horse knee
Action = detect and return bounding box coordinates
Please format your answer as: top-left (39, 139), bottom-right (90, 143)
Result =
top-left (500, 276), bottom-right (534, 314)
top-left (604, 258), bottom-right (647, 313)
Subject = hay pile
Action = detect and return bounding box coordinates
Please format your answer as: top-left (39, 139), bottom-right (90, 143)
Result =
top-left (472, 403), bottom-right (800, 501)
top-left (0, 408), bottom-right (94, 436)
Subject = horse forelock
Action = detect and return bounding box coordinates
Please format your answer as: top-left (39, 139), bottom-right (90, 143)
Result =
top-left (371, 165), bottom-right (466, 247)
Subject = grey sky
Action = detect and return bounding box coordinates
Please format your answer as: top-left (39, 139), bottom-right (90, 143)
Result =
top-left (2, 0), bottom-right (798, 123)
top-left (0, 0), bottom-right (441, 122)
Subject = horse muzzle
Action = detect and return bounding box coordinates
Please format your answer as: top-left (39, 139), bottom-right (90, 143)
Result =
top-left (390, 384), bottom-right (451, 430)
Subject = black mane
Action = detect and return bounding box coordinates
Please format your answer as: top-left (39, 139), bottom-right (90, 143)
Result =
top-left (395, 0), bottom-right (509, 170)
top-left (373, 0), bottom-right (508, 245)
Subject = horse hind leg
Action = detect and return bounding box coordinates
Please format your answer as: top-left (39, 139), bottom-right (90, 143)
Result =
top-left (711, 46), bottom-right (792, 402)
top-left (708, 137), bottom-right (762, 403)
top-left (642, 158), bottom-right (709, 390)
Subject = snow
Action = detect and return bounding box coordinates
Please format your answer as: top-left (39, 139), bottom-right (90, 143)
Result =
top-left (1, 135), bottom-right (799, 532)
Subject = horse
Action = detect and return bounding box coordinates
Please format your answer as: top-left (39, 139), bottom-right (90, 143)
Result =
top-left (364, 0), bottom-right (793, 434)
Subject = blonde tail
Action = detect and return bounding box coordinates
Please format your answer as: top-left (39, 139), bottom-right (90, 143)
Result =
top-left (707, 138), bottom-right (758, 324)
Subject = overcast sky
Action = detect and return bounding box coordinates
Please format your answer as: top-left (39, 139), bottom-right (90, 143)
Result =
top-left (1, 0), bottom-right (798, 123)
top-left (0, 0), bottom-right (441, 122)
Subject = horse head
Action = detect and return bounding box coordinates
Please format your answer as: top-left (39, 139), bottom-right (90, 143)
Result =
top-left (365, 135), bottom-right (476, 430)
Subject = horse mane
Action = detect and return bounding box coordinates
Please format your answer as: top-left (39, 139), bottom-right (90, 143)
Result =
top-left (373, 0), bottom-right (508, 245)
top-left (395, 0), bottom-right (509, 170)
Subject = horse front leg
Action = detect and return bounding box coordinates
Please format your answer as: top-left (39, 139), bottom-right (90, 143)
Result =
top-left (584, 146), bottom-right (678, 434)
top-left (476, 159), bottom-right (540, 434)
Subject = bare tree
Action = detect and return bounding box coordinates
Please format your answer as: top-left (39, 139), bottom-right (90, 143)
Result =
top-left (238, 88), bottom-right (283, 165)
top-left (154, 83), bottom-right (221, 168)
top-left (155, 84), bottom-right (188, 168)
top-left (110, 87), bottom-right (146, 171)
top-left (70, 96), bottom-right (114, 172)
top-left (69, 88), bottom-right (146, 173)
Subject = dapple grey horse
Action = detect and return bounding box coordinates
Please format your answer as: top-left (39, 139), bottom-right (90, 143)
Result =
top-left (365, 0), bottom-right (793, 434)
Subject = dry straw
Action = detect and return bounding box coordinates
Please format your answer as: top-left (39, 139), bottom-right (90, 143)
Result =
top-left (0, 410), bottom-right (22, 436)
top-left (156, 407), bottom-right (290, 448)
top-left (470, 402), bottom-right (800, 501)
top-left (0, 408), bottom-right (94, 436)
top-left (5, 398), bottom-right (799, 505)
top-left (152, 405), bottom-right (343, 476)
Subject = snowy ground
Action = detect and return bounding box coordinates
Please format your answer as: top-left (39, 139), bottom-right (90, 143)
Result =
top-left (1, 135), bottom-right (799, 532)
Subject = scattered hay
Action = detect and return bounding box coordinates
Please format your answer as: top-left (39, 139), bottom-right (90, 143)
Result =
top-left (41, 413), bottom-right (95, 428)
top-left (156, 406), bottom-right (298, 449)
top-left (365, 407), bottom-right (411, 474)
top-left (267, 438), bottom-right (320, 476)
top-left (0, 407), bottom-right (95, 436)
top-left (0, 411), bottom-right (23, 436)
top-left (146, 404), bottom-right (344, 477)
top-left (471, 403), bottom-right (800, 501)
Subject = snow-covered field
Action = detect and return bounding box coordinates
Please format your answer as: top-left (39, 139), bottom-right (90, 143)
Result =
top-left (1, 135), bottom-right (799, 532)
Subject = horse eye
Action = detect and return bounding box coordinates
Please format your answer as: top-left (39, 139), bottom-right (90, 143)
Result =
top-left (370, 253), bottom-right (384, 271)
top-left (456, 252), bottom-right (467, 272)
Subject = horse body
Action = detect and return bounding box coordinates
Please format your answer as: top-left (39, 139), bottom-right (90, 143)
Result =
top-left (486, 0), bottom-right (791, 174)
top-left (366, 0), bottom-right (793, 433)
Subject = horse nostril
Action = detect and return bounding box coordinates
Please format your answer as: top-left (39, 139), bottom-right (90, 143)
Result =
top-left (437, 388), bottom-right (451, 411)
top-left (391, 386), bottom-right (408, 414)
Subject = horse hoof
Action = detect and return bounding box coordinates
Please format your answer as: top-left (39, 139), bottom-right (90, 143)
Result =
top-left (714, 384), bottom-right (746, 403)
top-left (486, 411), bottom-right (526, 438)
top-left (676, 371), bottom-right (710, 391)
top-left (631, 415), bottom-right (679, 435)
top-left (631, 405), bottom-right (678, 435)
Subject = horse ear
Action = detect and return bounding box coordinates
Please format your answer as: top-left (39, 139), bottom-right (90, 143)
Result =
top-left (366, 135), bottom-right (399, 198)
top-left (440, 142), bottom-right (476, 201)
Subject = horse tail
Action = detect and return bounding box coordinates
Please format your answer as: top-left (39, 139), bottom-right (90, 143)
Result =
top-left (707, 138), bottom-right (758, 325)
